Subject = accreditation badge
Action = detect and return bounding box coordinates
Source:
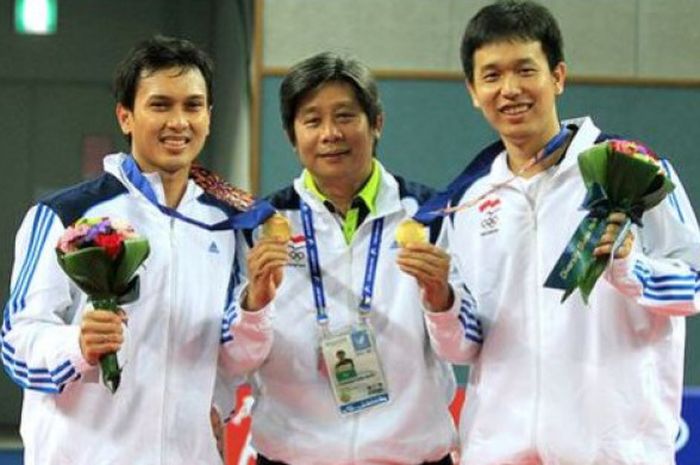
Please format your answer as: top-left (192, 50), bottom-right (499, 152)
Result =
top-left (319, 323), bottom-right (390, 415)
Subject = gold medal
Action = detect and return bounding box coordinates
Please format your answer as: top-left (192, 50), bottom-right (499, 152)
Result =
top-left (262, 213), bottom-right (291, 241)
top-left (395, 219), bottom-right (426, 247)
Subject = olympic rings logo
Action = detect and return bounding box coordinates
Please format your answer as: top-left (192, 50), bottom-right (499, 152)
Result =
top-left (481, 216), bottom-right (498, 229)
top-left (288, 249), bottom-right (306, 261)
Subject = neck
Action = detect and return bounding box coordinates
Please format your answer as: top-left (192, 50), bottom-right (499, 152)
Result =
top-left (503, 127), bottom-right (568, 178)
top-left (160, 170), bottom-right (189, 208)
top-left (315, 180), bottom-right (359, 216)
top-left (314, 170), bottom-right (371, 216)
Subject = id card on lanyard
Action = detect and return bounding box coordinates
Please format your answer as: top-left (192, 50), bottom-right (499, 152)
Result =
top-left (300, 200), bottom-right (390, 415)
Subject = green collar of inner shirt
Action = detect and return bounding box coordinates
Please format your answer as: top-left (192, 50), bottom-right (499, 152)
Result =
top-left (303, 160), bottom-right (380, 243)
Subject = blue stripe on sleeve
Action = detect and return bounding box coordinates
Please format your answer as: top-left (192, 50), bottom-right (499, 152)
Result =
top-left (633, 261), bottom-right (698, 303)
top-left (8, 205), bottom-right (55, 315)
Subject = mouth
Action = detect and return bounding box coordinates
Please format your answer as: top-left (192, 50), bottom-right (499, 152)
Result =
top-left (498, 102), bottom-right (532, 116)
top-left (160, 135), bottom-right (191, 151)
top-left (318, 148), bottom-right (351, 158)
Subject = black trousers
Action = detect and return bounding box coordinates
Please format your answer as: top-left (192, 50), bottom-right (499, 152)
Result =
top-left (257, 453), bottom-right (453, 465)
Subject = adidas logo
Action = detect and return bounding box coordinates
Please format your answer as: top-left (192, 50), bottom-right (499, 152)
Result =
top-left (208, 242), bottom-right (220, 254)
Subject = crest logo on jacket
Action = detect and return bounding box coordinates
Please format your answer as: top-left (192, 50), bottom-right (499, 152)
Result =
top-left (478, 197), bottom-right (500, 236)
top-left (287, 234), bottom-right (307, 268)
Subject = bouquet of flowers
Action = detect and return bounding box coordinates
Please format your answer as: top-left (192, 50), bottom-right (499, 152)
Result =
top-left (56, 217), bottom-right (150, 392)
top-left (544, 139), bottom-right (675, 303)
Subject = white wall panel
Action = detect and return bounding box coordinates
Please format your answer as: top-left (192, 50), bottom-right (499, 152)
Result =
top-left (638, 0), bottom-right (700, 79)
top-left (263, 0), bottom-right (698, 80)
top-left (548, 0), bottom-right (638, 76)
top-left (264, 0), bottom-right (457, 69)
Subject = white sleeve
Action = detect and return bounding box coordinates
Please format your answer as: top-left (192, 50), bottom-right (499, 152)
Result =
top-left (219, 229), bottom-right (274, 376)
top-left (424, 218), bottom-right (482, 364)
top-left (604, 160), bottom-right (700, 316)
top-left (1, 204), bottom-right (93, 393)
top-left (211, 362), bottom-right (244, 423)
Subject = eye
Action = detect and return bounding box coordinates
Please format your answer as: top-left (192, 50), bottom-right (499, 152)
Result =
top-left (519, 67), bottom-right (537, 76)
top-left (302, 117), bottom-right (320, 127)
top-left (336, 112), bottom-right (356, 122)
top-left (186, 101), bottom-right (205, 111)
top-left (481, 72), bottom-right (499, 83)
top-left (150, 101), bottom-right (169, 110)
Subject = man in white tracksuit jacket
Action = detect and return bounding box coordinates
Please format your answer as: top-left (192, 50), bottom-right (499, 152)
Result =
top-left (240, 52), bottom-right (479, 465)
top-left (1, 36), bottom-right (273, 465)
top-left (421, 2), bottom-right (700, 464)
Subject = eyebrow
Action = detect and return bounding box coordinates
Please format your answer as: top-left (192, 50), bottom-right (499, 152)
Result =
top-left (297, 100), bottom-right (358, 114)
top-left (479, 57), bottom-right (538, 71)
top-left (146, 93), bottom-right (207, 101)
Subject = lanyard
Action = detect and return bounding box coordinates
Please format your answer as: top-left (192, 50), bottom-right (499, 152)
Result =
top-left (430, 126), bottom-right (572, 216)
top-left (300, 200), bottom-right (384, 326)
top-left (122, 155), bottom-right (273, 230)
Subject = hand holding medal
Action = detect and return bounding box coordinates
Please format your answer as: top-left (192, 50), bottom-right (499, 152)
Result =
top-left (395, 219), bottom-right (453, 312)
top-left (244, 213), bottom-right (291, 311)
top-left (262, 213), bottom-right (292, 242)
top-left (395, 219), bottom-right (427, 247)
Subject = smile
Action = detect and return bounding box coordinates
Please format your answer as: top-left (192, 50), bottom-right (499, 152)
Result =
top-left (160, 135), bottom-right (191, 148)
top-left (499, 103), bottom-right (532, 115)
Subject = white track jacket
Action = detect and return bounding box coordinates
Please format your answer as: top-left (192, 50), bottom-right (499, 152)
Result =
top-left (426, 117), bottom-right (700, 465)
top-left (246, 161), bottom-right (473, 464)
top-left (1, 153), bottom-right (272, 465)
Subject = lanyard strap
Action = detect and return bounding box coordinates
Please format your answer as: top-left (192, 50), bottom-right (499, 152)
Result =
top-left (437, 126), bottom-right (572, 215)
top-left (300, 200), bottom-right (384, 325)
top-left (122, 155), bottom-right (273, 230)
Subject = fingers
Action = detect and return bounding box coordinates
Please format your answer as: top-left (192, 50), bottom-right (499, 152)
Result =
top-left (606, 211), bottom-right (627, 225)
top-left (210, 406), bottom-right (225, 458)
top-left (593, 213), bottom-right (635, 259)
top-left (79, 309), bottom-right (125, 365)
top-left (245, 239), bottom-right (289, 311)
top-left (396, 243), bottom-right (450, 290)
top-left (247, 239), bottom-right (288, 281)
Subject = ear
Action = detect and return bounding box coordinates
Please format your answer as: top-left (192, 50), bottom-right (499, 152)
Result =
top-left (465, 79), bottom-right (481, 109)
top-left (373, 113), bottom-right (385, 139)
top-left (115, 103), bottom-right (133, 136)
top-left (206, 105), bottom-right (213, 136)
top-left (552, 62), bottom-right (567, 96)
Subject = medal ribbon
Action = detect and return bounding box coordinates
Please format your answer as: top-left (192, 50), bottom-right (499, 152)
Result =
top-left (425, 126), bottom-right (572, 217)
top-left (123, 155), bottom-right (273, 230)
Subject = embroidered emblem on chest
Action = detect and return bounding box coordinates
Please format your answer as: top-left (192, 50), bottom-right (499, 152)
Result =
top-left (478, 197), bottom-right (501, 236)
top-left (287, 234), bottom-right (307, 268)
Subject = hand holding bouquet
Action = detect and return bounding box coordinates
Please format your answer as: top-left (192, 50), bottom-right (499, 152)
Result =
top-left (544, 140), bottom-right (674, 303)
top-left (56, 218), bottom-right (150, 392)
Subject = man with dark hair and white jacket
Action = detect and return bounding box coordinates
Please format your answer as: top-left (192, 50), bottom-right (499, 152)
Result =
top-left (241, 51), bottom-right (482, 465)
top-left (1, 35), bottom-right (274, 465)
top-left (418, 1), bottom-right (700, 464)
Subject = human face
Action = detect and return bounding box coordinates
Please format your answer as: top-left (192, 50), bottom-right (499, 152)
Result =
top-left (292, 81), bottom-right (382, 192)
top-left (467, 40), bottom-right (566, 149)
top-left (116, 66), bottom-right (210, 177)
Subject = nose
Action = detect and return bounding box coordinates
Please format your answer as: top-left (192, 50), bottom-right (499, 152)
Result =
top-left (166, 109), bottom-right (188, 130)
top-left (320, 120), bottom-right (342, 142)
top-left (501, 73), bottom-right (522, 97)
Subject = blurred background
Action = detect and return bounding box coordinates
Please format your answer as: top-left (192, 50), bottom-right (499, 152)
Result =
top-left (1, 0), bottom-right (699, 463)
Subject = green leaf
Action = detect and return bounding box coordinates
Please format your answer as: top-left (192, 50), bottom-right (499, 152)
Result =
top-left (57, 247), bottom-right (115, 299)
top-left (113, 238), bottom-right (150, 294)
top-left (577, 143), bottom-right (609, 188)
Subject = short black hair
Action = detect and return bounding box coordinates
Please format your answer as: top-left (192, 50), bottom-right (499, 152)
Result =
top-left (460, 0), bottom-right (564, 82)
top-left (113, 34), bottom-right (214, 110)
top-left (279, 52), bottom-right (383, 144)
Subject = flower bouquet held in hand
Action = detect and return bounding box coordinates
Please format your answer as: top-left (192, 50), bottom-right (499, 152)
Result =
top-left (544, 140), bottom-right (675, 303)
top-left (56, 218), bottom-right (150, 392)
